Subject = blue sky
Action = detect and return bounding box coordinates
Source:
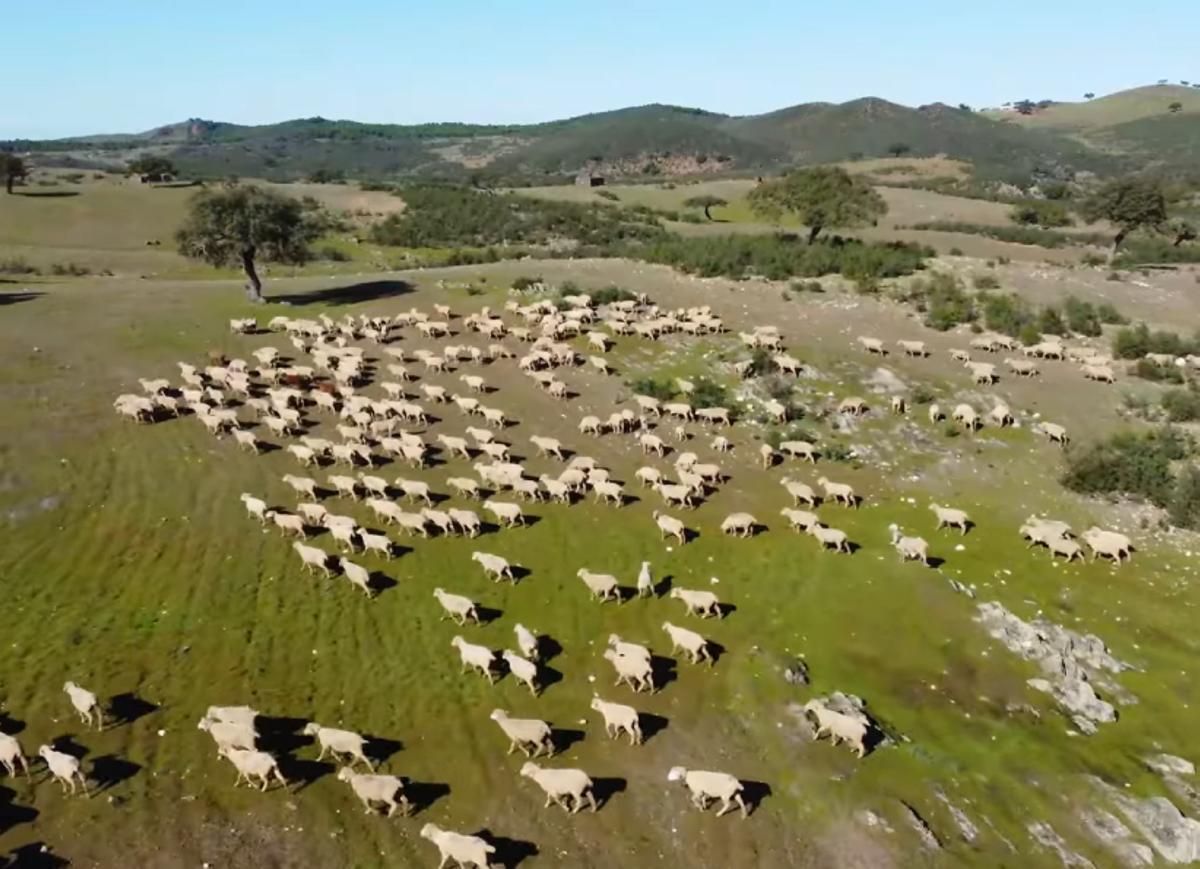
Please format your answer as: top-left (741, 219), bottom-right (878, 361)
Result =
top-left (6, 0), bottom-right (1196, 138)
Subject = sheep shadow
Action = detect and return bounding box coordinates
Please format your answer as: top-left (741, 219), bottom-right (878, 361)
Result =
top-left (649, 656), bottom-right (678, 691)
top-left (404, 779), bottom-right (450, 815)
top-left (740, 780), bottom-right (772, 815)
top-left (536, 635), bottom-right (563, 663)
top-left (716, 602), bottom-right (738, 619)
top-left (366, 736), bottom-right (404, 765)
top-left (652, 575), bottom-right (674, 597)
top-left (48, 735), bottom-right (88, 760)
top-left (367, 572), bottom-right (399, 597)
top-left (508, 564), bottom-right (533, 583)
top-left (474, 830), bottom-right (538, 868)
top-left (638, 713), bottom-right (669, 743)
top-left (535, 664), bottom-right (564, 693)
top-left (90, 755), bottom-right (141, 792)
top-left (108, 693), bottom-right (158, 727)
top-left (0, 711), bottom-right (26, 734)
top-left (926, 556), bottom-right (946, 569)
top-left (550, 728), bottom-right (585, 754)
top-left (591, 777), bottom-right (627, 809)
top-left (255, 716), bottom-right (311, 755)
top-left (282, 757), bottom-right (336, 792)
top-left (0, 291), bottom-right (45, 307)
top-left (0, 786), bottom-right (38, 836)
top-left (473, 606), bottom-right (503, 625)
top-left (704, 640), bottom-right (727, 666)
top-left (4, 842), bottom-right (68, 869)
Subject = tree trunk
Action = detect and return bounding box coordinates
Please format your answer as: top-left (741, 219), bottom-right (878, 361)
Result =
top-left (5, 175), bottom-right (12, 195)
top-left (808, 225), bottom-right (822, 245)
top-left (241, 248), bottom-right (263, 302)
top-left (703, 204), bottom-right (713, 221)
top-left (1111, 229), bottom-right (1127, 254)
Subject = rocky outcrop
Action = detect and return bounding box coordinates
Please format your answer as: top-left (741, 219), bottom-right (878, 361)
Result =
top-left (1079, 808), bottom-right (1154, 867)
top-left (975, 602), bottom-right (1132, 733)
top-left (1027, 821), bottom-right (1095, 867)
top-left (900, 802), bottom-right (941, 851)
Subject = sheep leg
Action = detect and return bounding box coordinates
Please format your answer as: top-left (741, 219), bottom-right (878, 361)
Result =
top-left (586, 790), bottom-right (598, 812)
top-left (716, 797), bottom-right (732, 817)
top-left (315, 744), bottom-right (329, 762)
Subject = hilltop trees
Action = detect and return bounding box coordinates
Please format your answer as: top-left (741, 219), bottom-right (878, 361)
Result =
top-left (176, 185), bottom-right (319, 302)
top-left (127, 155), bottom-right (177, 179)
top-left (1080, 177), bottom-right (1168, 253)
top-left (1084, 92), bottom-right (1096, 99)
top-left (1, 153), bottom-right (27, 194)
top-left (748, 166), bottom-right (887, 244)
top-left (682, 194), bottom-right (727, 220)
top-left (886, 143), bottom-right (911, 157)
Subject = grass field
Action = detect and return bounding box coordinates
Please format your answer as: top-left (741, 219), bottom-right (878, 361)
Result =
top-left (984, 85), bottom-right (1200, 132)
top-left (2, 257), bottom-right (1199, 868)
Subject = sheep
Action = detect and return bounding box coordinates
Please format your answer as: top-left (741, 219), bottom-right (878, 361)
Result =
top-left (670, 587), bottom-right (722, 618)
top-left (667, 767), bottom-right (747, 818)
top-left (952, 404), bottom-right (980, 432)
top-left (358, 473), bottom-right (390, 499)
top-left (838, 397), bottom-right (867, 416)
top-left (327, 521), bottom-right (361, 551)
top-left (481, 406), bottom-right (507, 428)
top-left (639, 433), bottom-right (667, 456)
top-left (809, 524), bottom-right (850, 553)
top-left (240, 493), bottom-right (270, 523)
top-left (652, 510), bottom-right (687, 545)
top-left (602, 649), bottom-right (654, 693)
top-left (502, 650), bottom-right (541, 695)
top-left (888, 524), bottom-right (930, 565)
top-left (203, 705), bottom-right (260, 730)
top-left (337, 767), bottom-right (409, 816)
top-left (218, 746), bottom-right (288, 791)
top-left (266, 509), bottom-right (308, 539)
top-left (451, 636), bottom-right (498, 682)
top-left (656, 482), bottom-right (695, 509)
top-left (720, 512), bottom-right (757, 538)
top-left (1038, 422), bottom-right (1069, 446)
top-left (489, 710), bottom-right (554, 757)
top-left (696, 407), bottom-right (732, 426)
top-left (803, 700), bottom-right (869, 758)
top-left (419, 824), bottom-right (496, 869)
top-left (1082, 527), bottom-right (1133, 563)
top-left (293, 541), bottom-right (333, 577)
top-left (607, 635), bottom-right (652, 666)
top-left (359, 530), bottom-right (394, 559)
top-left (447, 476), bottom-right (482, 499)
top-left (928, 503), bottom-right (970, 535)
top-left (529, 435), bottom-right (565, 460)
top-left (433, 588), bottom-right (480, 625)
top-left (1048, 535), bottom-right (1084, 562)
top-left (817, 476), bottom-right (857, 508)
top-left (989, 403), bottom-right (1014, 427)
top-left (1005, 357), bottom-right (1040, 377)
top-left (1021, 516), bottom-right (1074, 548)
top-left (663, 621), bottom-right (713, 665)
top-left (968, 361), bottom-right (998, 384)
top-left (520, 762), bottom-right (598, 813)
top-left (37, 745), bottom-right (88, 795)
top-left (514, 623), bottom-right (540, 662)
top-left (635, 467), bottom-right (663, 488)
top-left (592, 480), bottom-right (625, 506)
top-left (63, 681), bottom-right (103, 730)
top-left (0, 731), bottom-right (30, 778)
top-left (590, 696), bottom-right (642, 744)
top-left (928, 403), bottom-right (944, 424)
top-left (763, 399), bottom-right (788, 422)
top-left (302, 723), bottom-right (374, 770)
top-left (422, 508), bottom-right (458, 535)
top-left (483, 499), bottom-right (525, 527)
top-left (898, 339), bottom-right (928, 357)
top-left (780, 507), bottom-right (820, 533)
top-left (636, 561), bottom-right (653, 598)
top-left (198, 717), bottom-right (258, 754)
top-left (858, 336), bottom-right (886, 355)
top-left (328, 474), bottom-right (360, 500)
top-left (577, 568), bottom-right (621, 603)
top-left (780, 441), bottom-right (818, 463)
top-left (338, 558), bottom-right (375, 598)
top-left (890, 395), bottom-right (906, 415)
top-left (470, 549), bottom-right (513, 583)
top-left (448, 508), bottom-right (481, 538)
top-left (394, 478), bottom-right (433, 506)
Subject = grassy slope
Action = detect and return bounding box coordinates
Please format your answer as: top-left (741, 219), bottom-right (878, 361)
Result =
top-left (2, 262), bottom-right (1199, 867)
top-left (985, 85), bottom-right (1200, 132)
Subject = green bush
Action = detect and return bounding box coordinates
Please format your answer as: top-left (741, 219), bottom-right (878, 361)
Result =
top-left (1169, 468), bottom-right (1200, 529)
top-left (629, 377), bottom-right (675, 401)
top-left (1081, 252), bottom-right (1107, 267)
top-left (907, 220), bottom-right (1105, 249)
top-left (981, 292), bottom-right (1033, 337)
top-left (1113, 323), bottom-right (1200, 359)
top-left (1097, 303), bottom-right (1126, 325)
top-left (317, 246), bottom-right (350, 262)
top-left (973, 274), bottom-right (1001, 289)
top-left (0, 257), bottom-right (39, 275)
top-left (905, 272), bottom-right (975, 331)
top-left (596, 190), bottom-right (619, 201)
top-left (1134, 359), bottom-right (1184, 382)
top-left (49, 262), bottom-right (91, 276)
top-left (690, 378), bottom-right (730, 410)
top-left (1162, 388), bottom-right (1200, 421)
top-left (1010, 200), bottom-right (1073, 228)
top-left (790, 279), bottom-right (824, 294)
top-left (588, 285), bottom-right (638, 305)
top-left (511, 275), bottom-right (544, 291)
top-left (911, 385), bottom-right (936, 405)
top-left (1060, 428), bottom-right (1192, 507)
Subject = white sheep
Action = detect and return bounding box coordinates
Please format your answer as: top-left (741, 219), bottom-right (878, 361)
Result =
top-left (888, 524), bottom-right (930, 565)
top-left (663, 621), bottom-right (713, 665)
top-left (780, 507), bottom-right (820, 532)
top-left (448, 508), bottom-right (481, 538)
top-left (669, 588), bottom-right (722, 618)
top-left (489, 709), bottom-right (553, 757)
top-left (198, 717), bottom-right (258, 754)
top-left (636, 561), bottom-right (653, 598)
top-left (63, 681), bottom-right (103, 730)
top-left (1038, 422), bottom-right (1069, 446)
top-left (514, 623), bottom-right (540, 661)
top-left (780, 441), bottom-right (818, 463)
top-left (667, 767), bottom-right (747, 818)
top-left (720, 512), bottom-right (757, 538)
top-left (857, 336), bottom-right (886, 355)
top-left (204, 705), bottom-right (259, 730)
top-left (780, 478), bottom-right (817, 507)
top-left (502, 650), bottom-right (541, 695)
top-left (394, 478), bottom-right (433, 505)
top-left (451, 636), bottom-right (497, 682)
top-left (590, 696), bottom-right (642, 744)
top-left (803, 701), bottom-right (869, 758)
top-left (447, 476), bottom-right (482, 499)
top-left (266, 509), bottom-right (308, 539)
top-left (419, 824), bottom-right (495, 869)
top-left (282, 474), bottom-right (318, 500)
top-left (293, 541), bottom-right (333, 578)
top-left (471, 551), bottom-right (514, 583)
top-left (302, 723), bottom-right (374, 770)
top-left (1082, 527), bottom-right (1132, 563)
top-left (38, 745), bottom-right (88, 795)
top-left (338, 558), bottom-right (375, 598)
top-left (433, 588), bottom-right (480, 625)
top-left (577, 568), bottom-right (621, 602)
top-left (652, 511), bottom-right (687, 545)
top-left (483, 499), bottom-right (525, 527)
top-left (240, 493), bottom-right (269, 523)
top-left (930, 503), bottom-right (970, 534)
top-left (603, 649), bottom-right (654, 693)
top-left (817, 476), bottom-right (857, 507)
top-left (219, 746), bottom-right (288, 791)
top-left (337, 767), bottom-right (409, 816)
top-left (520, 762), bottom-right (598, 813)
top-left (359, 530), bottom-right (393, 559)
top-left (809, 524), bottom-right (850, 553)
top-left (0, 731), bottom-right (30, 777)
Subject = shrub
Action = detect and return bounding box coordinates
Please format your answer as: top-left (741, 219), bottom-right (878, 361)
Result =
top-left (973, 274), bottom-right (1001, 289)
top-left (1010, 200), bottom-right (1072, 228)
top-left (589, 285), bottom-right (638, 305)
top-left (1114, 323), bottom-right (1200, 359)
top-left (949, 247), bottom-right (964, 256)
top-left (790, 279), bottom-right (824, 294)
top-left (0, 257), bottom-right (39, 275)
top-left (1163, 388), bottom-right (1200, 422)
top-left (1060, 428), bottom-right (1191, 507)
top-left (49, 262), bottom-right (91, 276)
top-left (1169, 468), bottom-right (1200, 529)
top-left (823, 441), bottom-right (855, 462)
top-left (596, 190), bottom-right (619, 201)
top-left (1081, 252), bottom-right (1107, 267)
top-left (981, 292), bottom-right (1033, 337)
top-left (691, 378), bottom-right (730, 410)
top-left (1062, 296), bottom-right (1103, 336)
top-left (465, 284), bottom-right (485, 296)
top-left (747, 348), bottom-right (773, 378)
top-left (911, 385), bottom-right (936, 405)
top-left (1096, 303), bottom-right (1126, 325)
top-left (1036, 306), bottom-right (1067, 336)
top-left (317, 246), bottom-right (350, 262)
top-left (906, 272), bottom-right (975, 330)
top-left (629, 377), bottom-right (675, 401)
top-left (511, 275), bottom-right (544, 291)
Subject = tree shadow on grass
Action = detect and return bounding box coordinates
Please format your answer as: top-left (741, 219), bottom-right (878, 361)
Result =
top-left (5, 842), bottom-right (68, 869)
top-left (0, 292), bottom-right (43, 306)
top-left (14, 190), bottom-right (80, 198)
top-left (404, 779), bottom-right (450, 815)
top-left (90, 755), bottom-right (141, 792)
top-left (271, 280), bottom-right (415, 307)
top-left (474, 830), bottom-right (538, 868)
top-left (108, 693), bottom-right (158, 727)
top-left (0, 786), bottom-right (38, 836)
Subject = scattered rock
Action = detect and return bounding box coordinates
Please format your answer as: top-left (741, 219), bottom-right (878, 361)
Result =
top-left (865, 367), bottom-right (908, 395)
top-left (1145, 754), bottom-right (1195, 777)
top-left (1110, 791), bottom-right (1200, 863)
top-left (1079, 808), bottom-right (1154, 867)
top-left (933, 788), bottom-right (979, 842)
top-left (899, 801), bottom-right (941, 850)
top-left (855, 809), bottom-right (895, 834)
top-left (1027, 821), bottom-right (1095, 867)
top-left (782, 659), bottom-right (810, 686)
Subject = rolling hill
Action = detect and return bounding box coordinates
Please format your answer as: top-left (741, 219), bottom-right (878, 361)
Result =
top-left (11, 87), bottom-right (1193, 185)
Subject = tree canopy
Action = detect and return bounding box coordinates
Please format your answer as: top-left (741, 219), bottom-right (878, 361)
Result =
top-left (1080, 177), bottom-right (1168, 252)
top-left (1, 152), bottom-right (27, 194)
top-left (176, 185), bottom-right (320, 301)
top-left (127, 155), bottom-right (177, 178)
top-left (682, 194), bottom-right (727, 220)
top-left (748, 166), bottom-right (887, 243)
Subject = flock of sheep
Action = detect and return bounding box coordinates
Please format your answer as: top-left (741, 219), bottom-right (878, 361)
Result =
top-left (81, 283), bottom-right (1143, 864)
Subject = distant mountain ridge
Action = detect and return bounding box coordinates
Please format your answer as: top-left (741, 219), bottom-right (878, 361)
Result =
top-left (7, 86), bottom-right (1193, 184)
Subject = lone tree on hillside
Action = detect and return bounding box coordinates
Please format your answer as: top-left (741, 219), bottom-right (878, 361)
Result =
top-left (1084, 92), bottom-right (1096, 99)
top-left (177, 185), bottom-right (319, 302)
top-left (1080, 177), bottom-right (1168, 253)
top-left (1168, 101), bottom-right (1183, 113)
top-left (127, 155), bottom-right (177, 179)
top-left (682, 194), bottom-right (727, 221)
top-left (1, 152), bottom-right (27, 194)
top-left (886, 143), bottom-right (911, 157)
top-left (748, 166), bottom-right (887, 244)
